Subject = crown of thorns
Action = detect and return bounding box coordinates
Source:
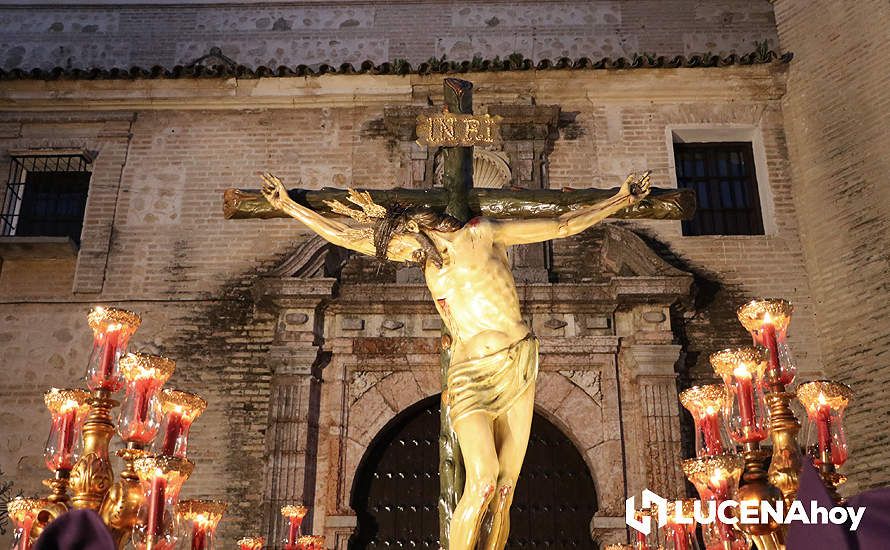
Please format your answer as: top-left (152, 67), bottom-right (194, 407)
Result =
top-left (323, 189), bottom-right (388, 224)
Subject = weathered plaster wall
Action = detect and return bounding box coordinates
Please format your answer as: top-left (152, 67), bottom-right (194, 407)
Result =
top-left (772, 0), bottom-right (890, 494)
top-left (0, 0), bottom-right (778, 70)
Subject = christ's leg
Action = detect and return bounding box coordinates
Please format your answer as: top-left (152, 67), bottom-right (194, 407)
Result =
top-left (480, 382), bottom-right (536, 550)
top-left (450, 411), bottom-right (498, 550)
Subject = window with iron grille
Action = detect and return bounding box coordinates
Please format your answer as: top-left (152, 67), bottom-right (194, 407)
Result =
top-left (674, 142), bottom-right (765, 236)
top-left (1, 153), bottom-right (92, 245)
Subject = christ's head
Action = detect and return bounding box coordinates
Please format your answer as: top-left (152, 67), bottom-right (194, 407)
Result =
top-left (373, 205), bottom-right (463, 267)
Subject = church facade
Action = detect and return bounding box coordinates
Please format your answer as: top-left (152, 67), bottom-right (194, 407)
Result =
top-left (1, 1), bottom-right (888, 548)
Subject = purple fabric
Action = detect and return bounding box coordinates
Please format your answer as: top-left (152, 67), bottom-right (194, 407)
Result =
top-left (33, 509), bottom-right (114, 550)
top-left (786, 458), bottom-right (890, 550)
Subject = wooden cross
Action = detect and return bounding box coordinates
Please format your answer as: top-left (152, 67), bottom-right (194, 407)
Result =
top-left (223, 78), bottom-right (694, 546)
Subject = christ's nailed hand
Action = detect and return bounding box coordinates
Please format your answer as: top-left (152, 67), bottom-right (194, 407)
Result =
top-left (261, 173), bottom-right (288, 209)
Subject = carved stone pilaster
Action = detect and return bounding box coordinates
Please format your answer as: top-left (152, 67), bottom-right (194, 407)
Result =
top-left (623, 343), bottom-right (686, 498)
top-left (254, 273), bottom-right (336, 544)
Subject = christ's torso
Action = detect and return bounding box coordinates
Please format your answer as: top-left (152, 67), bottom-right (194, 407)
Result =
top-left (423, 217), bottom-right (528, 364)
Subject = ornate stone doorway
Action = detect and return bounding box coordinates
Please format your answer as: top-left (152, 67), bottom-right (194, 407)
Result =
top-left (349, 395), bottom-right (598, 549)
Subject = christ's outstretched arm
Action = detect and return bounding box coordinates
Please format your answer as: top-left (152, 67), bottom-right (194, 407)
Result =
top-left (261, 173), bottom-right (421, 262)
top-left (489, 172), bottom-right (652, 245)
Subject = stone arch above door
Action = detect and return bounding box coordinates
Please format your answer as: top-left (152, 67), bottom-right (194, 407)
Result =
top-left (348, 393), bottom-right (600, 549)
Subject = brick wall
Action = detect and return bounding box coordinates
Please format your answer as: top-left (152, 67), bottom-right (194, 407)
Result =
top-left (0, 0), bottom-right (777, 69)
top-left (773, 0), bottom-right (890, 493)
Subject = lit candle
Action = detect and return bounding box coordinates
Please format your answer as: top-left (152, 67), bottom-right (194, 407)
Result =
top-left (191, 516), bottom-right (208, 550)
top-left (733, 365), bottom-right (756, 430)
top-left (100, 325), bottom-right (121, 380)
top-left (815, 393), bottom-right (833, 465)
top-left (760, 312), bottom-right (781, 380)
top-left (16, 515), bottom-right (35, 550)
top-left (147, 469), bottom-right (167, 546)
top-left (287, 516), bottom-right (302, 549)
top-left (237, 537), bottom-right (265, 550)
top-left (671, 526), bottom-right (689, 550)
top-left (58, 401), bottom-right (77, 468)
top-left (161, 408), bottom-right (183, 456)
top-left (700, 407), bottom-right (724, 455)
top-left (281, 505), bottom-right (309, 550)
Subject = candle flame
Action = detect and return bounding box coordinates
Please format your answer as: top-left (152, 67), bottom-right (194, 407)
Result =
top-left (732, 364), bottom-right (752, 379)
top-left (705, 405), bottom-right (716, 415)
top-left (60, 399), bottom-right (80, 413)
top-left (107, 323), bottom-right (123, 332)
top-left (710, 467), bottom-right (724, 487)
top-left (763, 311), bottom-right (772, 325)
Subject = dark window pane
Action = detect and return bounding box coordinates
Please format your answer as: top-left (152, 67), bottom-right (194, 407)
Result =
top-left (674, 142), bottom-right (764, 236)
top-left (1, 156), bottom-right (91, 244)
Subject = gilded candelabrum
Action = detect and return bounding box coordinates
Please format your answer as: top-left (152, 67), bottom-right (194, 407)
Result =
top-left (738, 299), bottom-right (803, 505)
top-left (709, 347), bottom-right (784, 550)
top-left (797, 380), bottom-right (853, 503)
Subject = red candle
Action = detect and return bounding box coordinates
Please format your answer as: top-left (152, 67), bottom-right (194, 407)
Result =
top-left (816, 402), bottom-right (832, 464)
top-left (700, 412), bottom-right (724, 455)
top-left (161, 411), bottom-right (183, 456)
top-left (147, 473), bottom-right (168, 543)
top-left (287, 516), bottom-right (303, 548)
top-left (134, 378), bottom-right (152, 422)
top-left (58, 405), bottom-right (77, 468)
top-left (17, 516), bottom-right (35, 550)
top-left (635, 524), bottom-right (648, 549)
top-left (191, 522), bottom-right (208, 550)
top-left (671, 526), bottom-right (689, 550)
top-left (735, 373), bottom-right (756, 429)
top-left (100, 329), bottom-right (120, 381)
top-left (761, 321), bottom-right (781, 380)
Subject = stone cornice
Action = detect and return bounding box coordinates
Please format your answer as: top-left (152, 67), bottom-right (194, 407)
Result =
top-left (0, 64), bottom-right (788, 112)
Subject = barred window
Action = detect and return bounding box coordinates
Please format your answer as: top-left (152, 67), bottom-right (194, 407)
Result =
top-left (1, 152), bottom-right (92, 245)
top-left (674, 142), bottom-right (765, 236)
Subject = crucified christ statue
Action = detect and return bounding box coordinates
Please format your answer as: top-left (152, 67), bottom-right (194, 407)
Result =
top-left (260, 169), bottom-right (652, 550)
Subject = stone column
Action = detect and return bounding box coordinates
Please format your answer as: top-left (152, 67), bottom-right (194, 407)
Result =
top-left (254, 278), bottom-right (335, 543)
top-left (616, 306), bottom-right (686, 498)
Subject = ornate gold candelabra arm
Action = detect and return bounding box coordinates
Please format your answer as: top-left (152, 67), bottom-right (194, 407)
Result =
top-left (765, 385), bottom-right (803, 505)
top-left (43, 470), bottom-right (72, 506)
top-left (70, 391), bottom-right (117, 511)
top-left (737, 445), bottom-right (785, 548)
top-left (100, 448), bottom-right (149, 549)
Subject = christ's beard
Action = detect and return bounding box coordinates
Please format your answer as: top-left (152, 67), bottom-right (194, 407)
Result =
top-left (414, 230), bottom-right (446, 269)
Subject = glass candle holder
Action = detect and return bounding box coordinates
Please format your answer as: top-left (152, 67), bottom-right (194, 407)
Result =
top-left (237, 537), bottom-right (265, 550)
top-left (118, 354), bottom-right (176, 447)
top-left (603, 546), bottom-right (634, 550)
top-left (281, 505), bottom-right (308, 550)
top-left (297, 535), bottom-right (325, 550)
top-left (176, 499), bottom-right (227, 550)
top-left (797, 380), bottom-right (853, 468)
top-left (43, 388), bottom-right (91, 472)
top-left (710, 347), bottom-right (768, 445)
top-left (737, 299), bottom-right (796, 386)
top-left (682, 455), bottom-right (747, 550)
top-left (7, 498), bottom-right (52, 550)
top-left (658, 499), bottom-right (698, 550)
top-left (631, 507), bottom-right (658, 550)
top-left (85, 306), bottom-right (142, 393)
top-left (132, 456), bottom-right (195, 550)
top-left (679, 385), bottom-right (730, 457)
top-left (155, 390), bottom-right (207, 458)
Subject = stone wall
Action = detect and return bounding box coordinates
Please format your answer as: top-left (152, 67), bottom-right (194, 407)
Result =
top-left (0, 0), bottom-right (778, 70)
top-left (0, 65), bottom-right (823, 545)
top-left (772, 0), bottom-right (890, 493)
